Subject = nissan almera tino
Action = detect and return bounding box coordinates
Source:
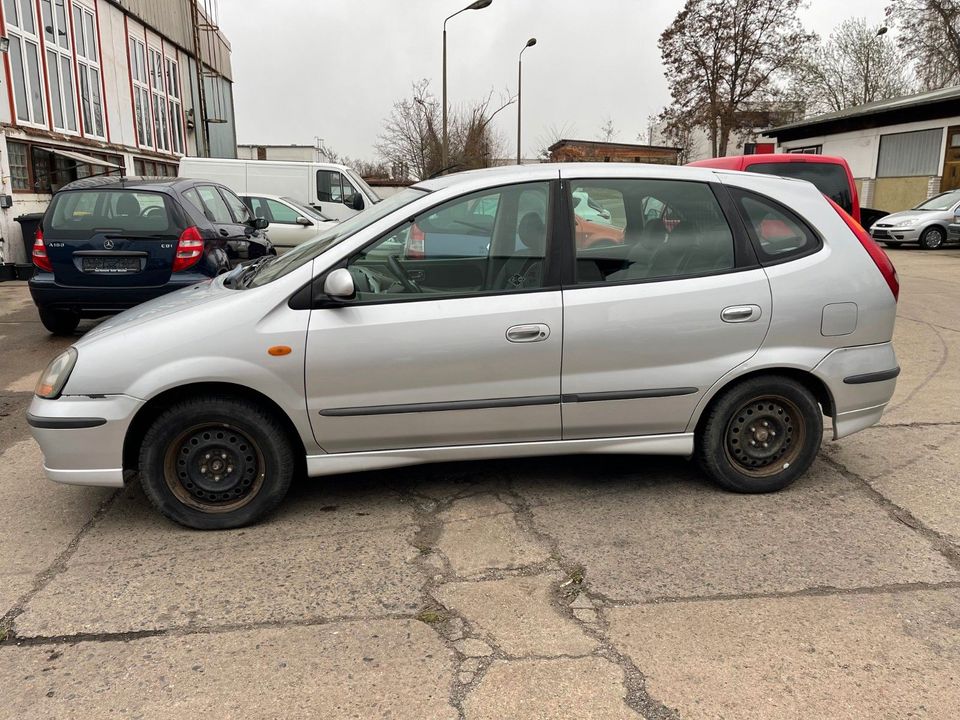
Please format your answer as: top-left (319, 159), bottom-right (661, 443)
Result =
top-left (28, 164), bottom-right (900, 529)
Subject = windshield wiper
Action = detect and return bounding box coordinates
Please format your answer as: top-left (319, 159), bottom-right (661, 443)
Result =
top-left (238, 255), bottom-right (276, 288)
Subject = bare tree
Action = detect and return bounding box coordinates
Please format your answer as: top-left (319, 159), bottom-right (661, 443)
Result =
top-left (886, 0), bottom-right (960, 90)
top-left (598, 117), bottom-right (618, 142)
top-left (535, 121), bottom-right (577, 160)
top-left (792, 18), bottom-right (915, 114)
top-left (449, 90), bottom-right (515, 171)
top-left (651, 108), bottom-right (702, 164)
top-left (659, 0), bottom-right (814, 158)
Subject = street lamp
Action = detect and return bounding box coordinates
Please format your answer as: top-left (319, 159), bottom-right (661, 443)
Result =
top-left (865, 25), bottom-right (888, 104)
top-left (517, 37), bottom-right (537, 165)
top-left (442, 0), bottom-right (493, 172)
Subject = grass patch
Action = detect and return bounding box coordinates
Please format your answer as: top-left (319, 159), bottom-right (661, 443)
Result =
top-left (416, 608), bottom-right (447, 624)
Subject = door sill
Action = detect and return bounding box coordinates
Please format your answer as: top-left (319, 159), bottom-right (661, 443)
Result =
top-left (305, 433), bottom-right (694, 477)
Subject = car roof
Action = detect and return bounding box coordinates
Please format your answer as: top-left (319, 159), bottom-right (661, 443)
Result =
top-left (689, 153), bottom-right (851, 169)
top-left (57, 175), bottom-right (214, 194)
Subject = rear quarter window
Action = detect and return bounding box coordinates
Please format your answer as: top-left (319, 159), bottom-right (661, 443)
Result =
top-left (48, 190), bottom-right (175, 235)
top-left (732, 188), bottom-right (821, 263)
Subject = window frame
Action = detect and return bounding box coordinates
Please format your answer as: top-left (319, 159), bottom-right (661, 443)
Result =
top-left (73, 1), bottom-right (105, 139)
top-left (4, 0), bottom-right (48, 127)
top-left (40, 0), bottom-right (79, 134)
top-left (310, 179), bottom-right (563, 308)
top-left (129, 35), bottom-right (153, 148)
top-left (559, 178), bottom-right (759, 290)
top-left (164, 54), bottom-right (185, 154)
top-left (726, 186), bottom-right (824, 266)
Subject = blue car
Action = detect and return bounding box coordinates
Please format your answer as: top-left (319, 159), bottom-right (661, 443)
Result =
top-left (29, 176), bottom-right (272, 334)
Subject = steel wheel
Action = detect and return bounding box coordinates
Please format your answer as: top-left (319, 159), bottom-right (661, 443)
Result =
top-left (723, 395), bottom-right (806, 478)
top-left (163, 423), bottom-right (265, 513)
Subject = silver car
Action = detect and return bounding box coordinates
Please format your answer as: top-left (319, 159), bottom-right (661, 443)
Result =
top-left (27, 164), bottom-right (901, 529)
top-left (869, 189), bottom-right (960, 249)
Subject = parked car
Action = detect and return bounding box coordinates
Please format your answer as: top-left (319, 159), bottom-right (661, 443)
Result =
top-left (948, 212), bottom-right (960, 244)
top-left (689, 153), bottom-right (872, 227)
top-left (27, 163), bottom-right (899, 529)
top-left (571, 188), bottom-right (625, 248)
top-left (242, 194), bottom-right (338, 251)
top-left (869, 189), bottom-right (960, 249)
top-left (178, 157), bottom-right (381, 221)
top-left (28, 176), bottom-right (271, 335)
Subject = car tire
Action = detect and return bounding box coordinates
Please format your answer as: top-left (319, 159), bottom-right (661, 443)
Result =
top-left (138, 396), bottom-right (296, 529)
top-left (883, 241), bottom-right (902, 248)
top-left (38, 307), bottom-right (80, 335)
top-left (696, 375), bottom-right (823, 494)
top-left (919, 226), bottom-right (945, 250)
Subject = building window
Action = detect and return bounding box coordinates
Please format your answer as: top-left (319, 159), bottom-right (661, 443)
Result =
top-left (134, 157), bottom-right (178, 177)
top-left (148, 47), bottom-right (170, 152)
top-left (165, 57), bottom-right (185, 154)
top-left (73, 3), bottom-right (104, 138)
top-left (40, 0), bottom-right (79, 133)
top-left (786, 145), bottom-right (822, 154)
top-left (129, 36), bottom-right (153, 147)
top-left (6, 140), bottom-right (122, 193)
top-left (3, 0), bottom-right (47, 126)
top-left (877, 129), bottom-right (942, 178)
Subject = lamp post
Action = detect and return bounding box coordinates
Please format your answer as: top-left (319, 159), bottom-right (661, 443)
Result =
top-left (442, 0), bottom-right (492, 173)
top-left (865, 25), bottom-right (888, 104)
top-left (517, 37), bottom-right (537, 165)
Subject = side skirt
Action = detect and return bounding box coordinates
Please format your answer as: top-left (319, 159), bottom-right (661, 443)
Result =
top-left (305, 433), bottom-right (695, 477)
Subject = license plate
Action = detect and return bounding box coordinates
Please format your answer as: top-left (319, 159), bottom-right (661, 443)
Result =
top-left (81, 256), bottom-right (141, 273)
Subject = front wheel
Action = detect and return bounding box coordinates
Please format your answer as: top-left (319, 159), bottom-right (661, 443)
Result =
top-left (138, 397), bottom-right (295, 529)
top-left (919, 226), bottom-right (945, 250)
top-left (697, 376), bottom-right (823, 493)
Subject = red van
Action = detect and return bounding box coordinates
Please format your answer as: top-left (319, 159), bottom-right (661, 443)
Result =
top-left (689, 153), bottom-right (861, 225)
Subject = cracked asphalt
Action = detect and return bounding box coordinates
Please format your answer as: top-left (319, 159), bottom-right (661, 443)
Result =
top-left (1, 248), bottom-right (959, 719)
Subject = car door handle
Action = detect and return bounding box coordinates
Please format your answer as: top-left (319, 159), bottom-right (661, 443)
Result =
top-left (506, 324), bottom-right (550, 343)
top-left (219, 228), bottom-right (230, 237)
top-left (721, 305), bottom-right (762, 323)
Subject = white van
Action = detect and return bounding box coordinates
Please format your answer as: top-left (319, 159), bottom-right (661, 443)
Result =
top-left (177, 157), bottom-right (381, 221)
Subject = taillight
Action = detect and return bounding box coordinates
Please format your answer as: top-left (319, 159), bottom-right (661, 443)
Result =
top-left (405, 223), bottom-right (425, 259)
top-left (32, 227), bottom-right (53, 272)
top-left (172, 226), bottom-right (204, 272)
top-left (827, 197), bottom-right (899, 302)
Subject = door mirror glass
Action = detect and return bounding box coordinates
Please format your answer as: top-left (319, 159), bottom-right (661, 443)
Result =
top-left (252, 216), bottom-right (269, 230)
top-left (323, 267), bottom-right (355, 300)
top-left (296, 216), bottom-right (313, 226)
top-left (351, 194), bottom-right (365, 212)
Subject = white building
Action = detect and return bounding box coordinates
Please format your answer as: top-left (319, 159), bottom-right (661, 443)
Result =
top-left (0, 0), bottom-right (236, 263)
top-left (762, 86), bottom-right (960, 212)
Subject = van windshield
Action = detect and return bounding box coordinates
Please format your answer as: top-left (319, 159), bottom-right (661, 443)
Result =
top-left (47, 190), bottom-right (176, 237)
top-left (746, 162), bottom-right (853, 215)
top-left (345, 169), bottom-right (382, 203)
top-left (246, 187), bottom-right (427, 288)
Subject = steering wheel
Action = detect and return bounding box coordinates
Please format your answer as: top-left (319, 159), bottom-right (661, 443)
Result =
top-left (140, 206), bottom-right (164, 218)
top-left (387, 255), bottom-right (422, 293)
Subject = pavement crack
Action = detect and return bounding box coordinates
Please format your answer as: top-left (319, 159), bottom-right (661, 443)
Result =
top-left (1, 487), bottom-right (122, 645)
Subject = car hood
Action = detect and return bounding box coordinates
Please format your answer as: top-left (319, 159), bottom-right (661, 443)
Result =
top-left (877, 210), bottom-right (946, 225)
top-left (75, 273), bottom-right (235, 347)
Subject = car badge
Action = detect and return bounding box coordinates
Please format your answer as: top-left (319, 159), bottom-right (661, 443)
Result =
top-left (103, 239), bottom-right (115, 250)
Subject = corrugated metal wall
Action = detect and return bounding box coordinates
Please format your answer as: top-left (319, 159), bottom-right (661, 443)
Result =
top-left (877, 128), bottom-right (943, 177)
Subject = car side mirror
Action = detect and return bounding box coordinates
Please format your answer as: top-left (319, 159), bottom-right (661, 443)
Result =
top-left (323, 267), bottom-right (355, 301)
top-left (296, 216), bottom-right (313, 226)
top-left (351, 194), bottom-right (365, 211)
top-left (252, 217), bottom-right (269, 230)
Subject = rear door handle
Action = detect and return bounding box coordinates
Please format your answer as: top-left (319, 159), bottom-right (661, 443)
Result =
top-left (721, 305), bottom-right (762, 323)
top-left (219, 228), bottom-right (230, 237)
top-left (506, 323), bottom-right (550, 343)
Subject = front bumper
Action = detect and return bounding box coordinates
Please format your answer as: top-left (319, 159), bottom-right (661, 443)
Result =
top-left (27, 394), bottom-right (144, 487)
top-left (870, 226), bottom-right (921, 243)
top-left (812, 342), bottom-right (899, 440)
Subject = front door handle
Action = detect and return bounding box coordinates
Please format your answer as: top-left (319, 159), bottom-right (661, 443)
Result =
top-left (506, 323), bottom-right (550, 343)
top-left (721, 305), bottom-right (762, 323)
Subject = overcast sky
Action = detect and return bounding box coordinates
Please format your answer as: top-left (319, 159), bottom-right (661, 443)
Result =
top-left (218, 0), bottom-right (888, 161)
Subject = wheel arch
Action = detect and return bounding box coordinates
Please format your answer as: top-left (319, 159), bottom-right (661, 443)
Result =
top-left (690, 367), bottom-right (835, 438)
top-left (122, 382), bottom-right (307, 475)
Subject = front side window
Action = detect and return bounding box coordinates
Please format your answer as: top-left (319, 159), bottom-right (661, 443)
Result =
top-left (5, 0), bottom-right (46, 125)
top-left (317, 170), bottom-right (349, 203)
top-left (264, 199), bottom-right (301, 224)
top-left (185, 185), bottom-right (233, 224)
top-left (220, 187), bottom-right (252, 223)
top-left (733, 189), bottom-right (819, 261)
top-left (344, 182), bottom-right (550, 302)
top-left (571, 179), bottom-right (735, 285)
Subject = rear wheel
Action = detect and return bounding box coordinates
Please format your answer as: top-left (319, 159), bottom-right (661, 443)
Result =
top-left (138, 396), bottom-right (295, 529)
top-left (38, 307), bottom-right (80, 335)
top-left (919, 226), bottom-right (945, 250)
top-left (883, 241), bottom-right (902, 248)
top-left (697, 376), bottom-right (822, 493)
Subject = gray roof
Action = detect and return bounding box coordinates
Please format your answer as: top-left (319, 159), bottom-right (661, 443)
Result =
top-left (767, 85), bottom-right (960, 135)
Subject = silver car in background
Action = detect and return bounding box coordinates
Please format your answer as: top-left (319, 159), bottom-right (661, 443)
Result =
top-left (27, 164), bottom-right (901, 529)
top-left (869, 189), bottom-right (960, 249)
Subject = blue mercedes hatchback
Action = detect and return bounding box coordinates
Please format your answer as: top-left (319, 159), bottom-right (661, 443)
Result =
top-left (29, 176), bottom-right (272, 334)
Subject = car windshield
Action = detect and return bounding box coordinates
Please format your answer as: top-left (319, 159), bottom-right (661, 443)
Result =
top-left (345, 169), bottom-right (382, 203)
top-left (281, 196), bottom-right (330, 221)
top-left (913, 191), bottom-right (960, 211)
top-left (246, 188), bottom-right (427, 288)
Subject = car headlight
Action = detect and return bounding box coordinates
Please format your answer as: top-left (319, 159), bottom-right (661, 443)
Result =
top-left (36, 348), bottom-right (78, 399)
top-left (896, 218), bottom-right (919, 228)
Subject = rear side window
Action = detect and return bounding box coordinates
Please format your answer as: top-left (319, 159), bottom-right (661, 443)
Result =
top-left (745, 162), bottom-right (853, 216)
top-left (732, 189), bottom-right (820, 262)
top-left (48, 190), bottom-right (174, 235)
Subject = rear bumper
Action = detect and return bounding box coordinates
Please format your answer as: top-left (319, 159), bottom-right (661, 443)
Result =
top-left (27, 394), bottom-right (143, 487)
top-left (812, 343), bottom-right (899, 440)
top-left (29, 272), bottom-right (208, 316)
